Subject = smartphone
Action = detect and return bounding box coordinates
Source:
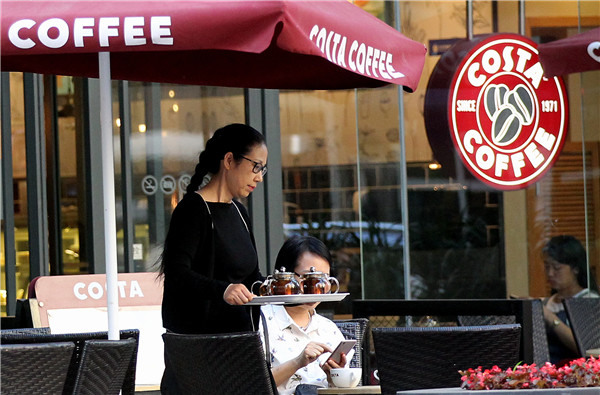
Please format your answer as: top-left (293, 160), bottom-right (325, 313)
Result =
top-left (324, 339), bottom-right (356, 365)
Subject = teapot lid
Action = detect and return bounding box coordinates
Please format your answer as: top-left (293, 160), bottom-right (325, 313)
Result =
top-left (273, 266), bottom-right (295, 279)
top-left (302, 266), bottom-right (328, 278)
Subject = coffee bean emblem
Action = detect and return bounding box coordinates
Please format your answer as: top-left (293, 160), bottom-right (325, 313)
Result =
top-left (484, 83), bottom-right (535, 146)
top-left (484, 84), bottom-right (509, 120)
top-left (493, 105), bottom-right (521, 145)
top-left (506, 84), bottom-right (534, 125)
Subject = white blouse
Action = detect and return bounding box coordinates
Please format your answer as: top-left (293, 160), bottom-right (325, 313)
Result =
top-left (259, 304), bottom-right (353, 395)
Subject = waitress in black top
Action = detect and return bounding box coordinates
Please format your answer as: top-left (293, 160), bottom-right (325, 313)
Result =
top-left (159, 123), bottom-right (267, 392)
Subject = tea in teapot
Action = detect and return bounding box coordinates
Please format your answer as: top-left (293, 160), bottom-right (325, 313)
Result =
top-left (252, 267), bottom-right (302, 296)
top-left (300, 266), bottom-right (339, 294)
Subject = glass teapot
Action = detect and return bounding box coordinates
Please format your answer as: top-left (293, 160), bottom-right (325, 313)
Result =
top-left (252, 267), bottom-right (302, 296)
top-left (300, 266), bottom-right (339, 294)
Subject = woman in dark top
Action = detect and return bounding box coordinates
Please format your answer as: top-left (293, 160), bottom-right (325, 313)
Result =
top-left (542, 235), bottom-right (599, 365)
top-left (159, 123), bottom-right (268, 392)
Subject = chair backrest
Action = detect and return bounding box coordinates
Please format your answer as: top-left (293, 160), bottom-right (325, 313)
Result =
top-left (163, 331), bottom-right (275, 395)
top-left (1, 341), bottom-right (75, 395)
top-left (528, 298), bottom-right (551, 365)
top-left (334, 318), bottom-right (370, 385)
top-left (0, 327), bottom-right (51, 336)
top-left (563, 298), bottom-right (600, 357)
top-left (457, 315), bottom-right (516, 326)
top-left (0, 329), bottom-right (140, 395)
top-left (457, 299), bottom-right (550, 366)
top-left (72, 338), bottom-right (138, 395)
top-left (372, 324), bottom-right (521, 395)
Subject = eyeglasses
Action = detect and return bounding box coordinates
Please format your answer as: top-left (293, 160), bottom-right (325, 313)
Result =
top-left (240, 156), bottom-right (267, 176)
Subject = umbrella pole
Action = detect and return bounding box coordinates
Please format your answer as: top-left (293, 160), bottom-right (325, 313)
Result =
top-left (99, 51), bottom-right (120, 340)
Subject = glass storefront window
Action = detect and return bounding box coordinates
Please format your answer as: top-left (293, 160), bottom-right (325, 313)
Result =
top-left (401, 1), bottom-right (507, 299)
top-left (2, 0), bottom-right (598, 320)
top-left (280, 89), bottom-right (361, 313)
top-left (522, 1), bottom-right (600, 295)
top-left (55, 76), bottom-right (83, 274)
top-left (2, 73), bottom-right (28, 314)
top-left (122, 84), bottom-right (245, 271)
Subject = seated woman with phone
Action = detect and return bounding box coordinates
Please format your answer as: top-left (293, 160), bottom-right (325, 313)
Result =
top-left (260, 236), bottom-right (354, 395)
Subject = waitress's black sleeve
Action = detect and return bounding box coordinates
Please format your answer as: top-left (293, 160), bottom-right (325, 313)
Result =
top-left (160, 193), bottom-right (262, 334)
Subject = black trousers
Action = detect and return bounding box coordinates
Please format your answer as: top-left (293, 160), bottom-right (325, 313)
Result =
top-left (160, 346), bottom-right (181, 395)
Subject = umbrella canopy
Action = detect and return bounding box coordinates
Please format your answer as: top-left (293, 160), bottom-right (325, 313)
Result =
top-left (1, 0), bottom-right (426, 91)
top-left (538, 27), bottom-right (600, 77)
top-left (1, 0), bottom-right (426, 342)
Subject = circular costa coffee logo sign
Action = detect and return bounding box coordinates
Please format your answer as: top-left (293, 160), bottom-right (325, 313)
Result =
top-left (448, 34), bottom-right (568, 190)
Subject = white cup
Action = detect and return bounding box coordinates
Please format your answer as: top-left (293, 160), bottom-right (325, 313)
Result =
top-left (330, 367), bottom-right (361, 388)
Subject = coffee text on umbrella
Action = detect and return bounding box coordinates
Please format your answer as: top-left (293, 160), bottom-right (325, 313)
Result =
top-left (8, 16), bottom-right (173, 49)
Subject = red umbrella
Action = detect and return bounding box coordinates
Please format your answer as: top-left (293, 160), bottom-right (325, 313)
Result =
top-left (1, 0), bottom-right (426, 91)
top-left (1, 0), bottom-right (426, 341)
top-left (538, 27), bottom-right (600, 77)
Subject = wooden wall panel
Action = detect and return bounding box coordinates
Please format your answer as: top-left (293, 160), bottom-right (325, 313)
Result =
top-left (527, 142), bottom-right (600, 296)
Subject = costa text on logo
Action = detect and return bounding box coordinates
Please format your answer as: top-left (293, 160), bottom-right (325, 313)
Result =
top-left (449, 34), bottom-right (567, 190)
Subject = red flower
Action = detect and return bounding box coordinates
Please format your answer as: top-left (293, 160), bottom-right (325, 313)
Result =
top-left (459, 356), bottom-right (600, 390)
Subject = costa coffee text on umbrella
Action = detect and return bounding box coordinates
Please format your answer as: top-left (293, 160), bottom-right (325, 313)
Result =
top-left (310, 25), bottom-right (404, 81)
top-left (8, 16), bottom-right (173, 49)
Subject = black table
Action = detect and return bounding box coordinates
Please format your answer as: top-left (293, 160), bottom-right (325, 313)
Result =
top-left (353, 299), bottom-right (540, 364)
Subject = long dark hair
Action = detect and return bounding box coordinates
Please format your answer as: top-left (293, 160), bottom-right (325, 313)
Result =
top-left (543, 235), bottom-right (598, 291)
top-left (185, 123), bottom-right (265, 195)
top-left (275, 236), bottom-right (333, 273)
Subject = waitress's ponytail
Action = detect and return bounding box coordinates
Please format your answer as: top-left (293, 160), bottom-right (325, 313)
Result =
top-left (185, 132), bottom-right (225, 195)
top-left (185, 162), bottom-right (206, 195)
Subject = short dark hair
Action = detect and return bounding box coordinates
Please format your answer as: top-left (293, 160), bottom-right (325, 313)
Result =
top-left (275, 236), bottom-right (332, 273)
top-left (543, 235), bottom-right (594, 290)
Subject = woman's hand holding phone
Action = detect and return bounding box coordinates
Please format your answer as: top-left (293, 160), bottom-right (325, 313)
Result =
top-left (320, 339), bottom-right (356, 367)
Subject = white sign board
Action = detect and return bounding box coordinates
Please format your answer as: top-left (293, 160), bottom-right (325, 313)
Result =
top-left (31, 273), bottom-right (165, 386)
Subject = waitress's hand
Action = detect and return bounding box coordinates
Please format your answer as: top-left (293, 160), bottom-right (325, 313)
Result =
top-left (223, 283), bottom-right (255, 305)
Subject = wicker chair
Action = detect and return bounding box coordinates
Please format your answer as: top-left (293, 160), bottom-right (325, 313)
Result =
top-left (0, 327), bottom-right (51, 335)
top-left (0, 329), bottom-right (139, 395)
top-left (457, 299), bottom-right (550, 366)
top-left (334, 318), bottom-right (370, 385)
top-left (457, 315), bottom-right (516, 326)
top-left (1, 342), bottom-right (75, 395)
top-left (563, 298), bottom-right (600, 357)
top-left (528, 299), bottom-right (552, 365)
top-left (72, 338), bottom-right (137, 395)
top-left (372, 324), bottom-right (521, 394)
top-left (163, 331), bottom-right (275, 395)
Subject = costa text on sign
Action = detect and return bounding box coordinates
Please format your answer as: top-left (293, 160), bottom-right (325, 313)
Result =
top-left (73, 279), bottom-right (145, 301)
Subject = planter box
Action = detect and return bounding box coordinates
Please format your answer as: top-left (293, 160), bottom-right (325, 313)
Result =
top-left (397, 387), bottom-right (600, 395)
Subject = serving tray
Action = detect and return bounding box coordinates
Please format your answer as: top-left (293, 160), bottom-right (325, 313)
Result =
top-left (246, 292), bottom-right (349, 305)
